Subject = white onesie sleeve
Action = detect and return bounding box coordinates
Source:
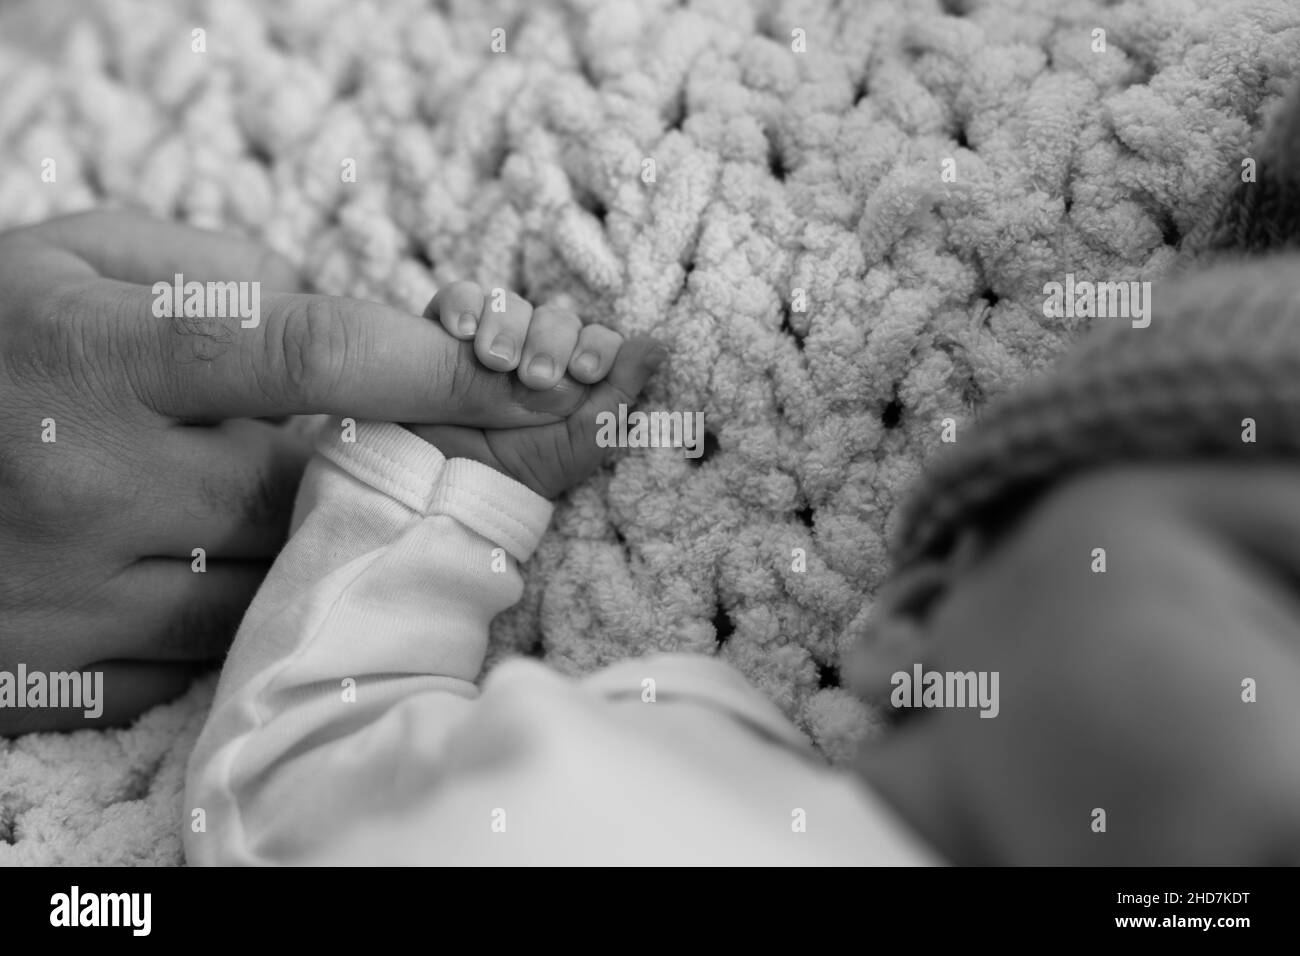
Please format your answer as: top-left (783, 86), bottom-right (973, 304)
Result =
top-left (184, 420), bottom-right (940, 866)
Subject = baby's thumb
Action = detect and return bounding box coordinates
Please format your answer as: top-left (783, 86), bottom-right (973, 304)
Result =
top-left (565, 336), bottom-right (668, 453)
top-left (602, 336), bottom-right (669, 406)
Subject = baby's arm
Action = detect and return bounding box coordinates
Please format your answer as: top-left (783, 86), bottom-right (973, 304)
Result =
top-left (184, 286), bottom-right (663, 865)
top-left (183, 421), bottom-right (552, 864)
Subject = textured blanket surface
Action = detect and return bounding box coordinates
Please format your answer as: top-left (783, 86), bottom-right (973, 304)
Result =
top-left (1, 0), bottom-right (1297, 865)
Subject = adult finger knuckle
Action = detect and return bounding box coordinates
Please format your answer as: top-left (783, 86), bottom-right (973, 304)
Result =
top-left (44, 284), bottom-right (158, 413)
top-left (272, 299), bottom-right (349, 406)
top-left (25, 283), bottom-right (106, 378)
top-left (0, 438), bottom-right (115, 529)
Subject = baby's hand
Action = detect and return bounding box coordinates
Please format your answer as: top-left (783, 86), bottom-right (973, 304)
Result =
top-left (427, 280), bottom-right (628, 389)
top-left (409, 283), bottom-right (666, 498)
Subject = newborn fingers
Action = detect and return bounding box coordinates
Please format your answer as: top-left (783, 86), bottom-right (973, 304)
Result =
top-left (426, 280), bottom-right (486, 339)
top-left (519, 305), bottom-right (581, 389)
top-left (425, 282), bottom-right (625, 390)
top-left (428, 281), bottom-right (539, 375)
top-left (569, 324), bottom-right (624, 384)
top-left (475, 289), bottom-right (533, 372)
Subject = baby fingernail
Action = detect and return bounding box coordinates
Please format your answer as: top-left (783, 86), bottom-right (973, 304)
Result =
top-left (528, 355), bottom-right (555, 380)
top-left (573, 351), bottom-right (599, 376)
top-left (458, 312), bottom-right (478, 335)
top-left (488, 334), bottom-right (514, 361)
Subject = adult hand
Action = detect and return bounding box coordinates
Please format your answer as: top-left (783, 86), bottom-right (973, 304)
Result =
top-left (0, 210), bottom-right (585, 734)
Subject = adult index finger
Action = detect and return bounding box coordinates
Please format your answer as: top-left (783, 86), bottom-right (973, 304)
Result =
top-left (99, 281), bottom-right (589, 426)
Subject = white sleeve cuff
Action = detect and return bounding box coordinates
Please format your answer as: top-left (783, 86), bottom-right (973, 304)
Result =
top-left (429, 458), bottom-right (554, 562)
top-left (316, 419), bottom-right (554, 561)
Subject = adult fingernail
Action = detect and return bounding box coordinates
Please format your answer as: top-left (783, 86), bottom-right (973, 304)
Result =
top-left (646, 346), bottom-right (670, 370)
top-left (458, 312), bottom-right (478, 335)
top-left (573, 351), bottom-right (599, 377)
top-left (488, 334), bottom-right (514, 362)
top-left (527, 355), bottom-right (555, 380)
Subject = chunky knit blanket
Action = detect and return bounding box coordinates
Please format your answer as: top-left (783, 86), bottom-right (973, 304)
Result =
top-left (1, 0), bottom-right (1297, 865)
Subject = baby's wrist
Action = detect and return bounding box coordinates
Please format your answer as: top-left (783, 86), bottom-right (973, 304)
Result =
top-left (427, 457), bottom-right (555, 562)
top-left (323, 421), bottom-right (555, 559)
